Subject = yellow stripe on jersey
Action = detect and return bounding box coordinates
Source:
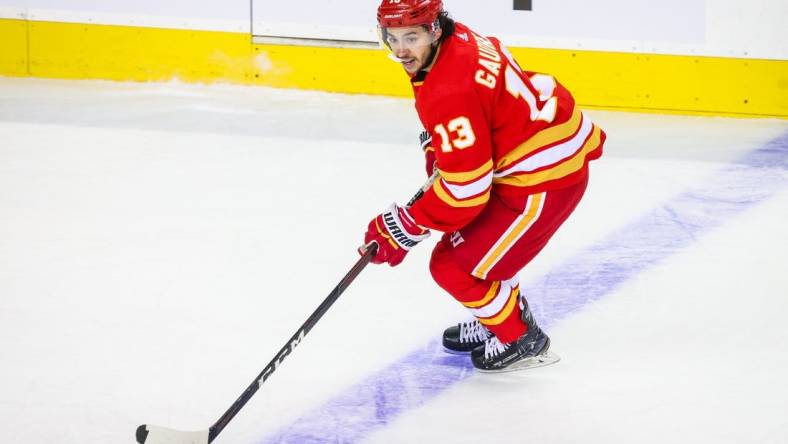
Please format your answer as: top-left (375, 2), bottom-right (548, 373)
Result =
top-left (438, 159), bottom-right (494, 183)
top-left (493, 126), bottom-right (602, 187)
top-left (479, 286), bottom-right (520, 326)
top-left (432, 179), bottom-right (491, 208)
top-left (472, 193), bottom-right (544, 279)
top-left (495, 109), bottom-right (583, 171)
top-left (462, 281), bottom-right (502, 309)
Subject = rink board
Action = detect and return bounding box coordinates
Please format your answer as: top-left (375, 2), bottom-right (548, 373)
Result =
top-left (0, 18), bottom-right (27, 76)
top-left (0, 18), bottom-right (786, 117)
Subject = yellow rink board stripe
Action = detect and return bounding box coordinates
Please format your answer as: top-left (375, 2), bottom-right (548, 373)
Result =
top-left (25, 20), bottom-right (252, 83)
top-left (0, 19), bottom-right (28, 76)
top-left (1, 18), bottom-right (786, 118)
top-left (508, 47), bottom-right (788, 118)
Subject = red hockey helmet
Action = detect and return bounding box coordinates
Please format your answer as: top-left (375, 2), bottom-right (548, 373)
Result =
top-left (377, 0), bottom-right (443, 28)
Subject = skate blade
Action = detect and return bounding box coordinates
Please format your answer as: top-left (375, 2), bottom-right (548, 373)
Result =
top-left (476, 350), bottom-right (561, 373)
top-left (442, 347), bottom-right (473, 355)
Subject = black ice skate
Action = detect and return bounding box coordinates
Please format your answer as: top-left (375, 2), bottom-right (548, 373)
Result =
top-left (471, 299), bottom-right (560, 372)
top-left (442, 319), bottom-right (493, 354)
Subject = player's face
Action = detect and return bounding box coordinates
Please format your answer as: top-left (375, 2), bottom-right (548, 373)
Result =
top-left (382, 26), bottom-right (440, 74)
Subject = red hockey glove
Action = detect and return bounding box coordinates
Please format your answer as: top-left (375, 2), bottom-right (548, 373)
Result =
top-left (360, 203), bottom-right (430, 266)
top-left (419, 130), bottom-right (437, 177)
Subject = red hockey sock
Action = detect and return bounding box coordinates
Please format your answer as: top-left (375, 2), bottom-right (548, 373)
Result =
top-left (430, 242), bottom-right (526, 343)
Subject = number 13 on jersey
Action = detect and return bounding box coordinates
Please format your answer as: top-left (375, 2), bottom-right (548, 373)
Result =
top-left (435, 116), bottom-right (476, 153)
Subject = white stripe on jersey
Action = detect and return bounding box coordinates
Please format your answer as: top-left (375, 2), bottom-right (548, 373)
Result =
top-left (494, 113), bottom-right (592, 177)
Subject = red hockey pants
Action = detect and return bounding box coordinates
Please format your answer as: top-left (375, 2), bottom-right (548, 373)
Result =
top-left (429, 174), bottom-right (588, 343)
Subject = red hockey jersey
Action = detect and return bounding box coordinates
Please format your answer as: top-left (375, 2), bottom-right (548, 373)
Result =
top-left (407, 22), bottom-right (605, 232)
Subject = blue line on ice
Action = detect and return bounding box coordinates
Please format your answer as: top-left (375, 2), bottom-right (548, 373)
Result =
top-left (259, 132), bottom-right (788, 444)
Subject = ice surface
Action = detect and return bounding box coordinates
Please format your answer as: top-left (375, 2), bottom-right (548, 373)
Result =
top-left (1, 78), bottom-right (786, 444)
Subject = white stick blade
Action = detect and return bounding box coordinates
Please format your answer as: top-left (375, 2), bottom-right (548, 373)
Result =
top-left (136, 425), bottom-right (210, 444)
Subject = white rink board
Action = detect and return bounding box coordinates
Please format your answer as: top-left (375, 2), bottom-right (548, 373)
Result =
top-left (252, 0), bottom-right (788, 59)
top-left (3, 0), bottom-right (785, 59)
top-left (0, 0), bottom-right (250, 32)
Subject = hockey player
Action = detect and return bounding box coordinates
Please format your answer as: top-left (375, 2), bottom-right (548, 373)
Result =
top-left (361, 0), bottom-right (605, 371)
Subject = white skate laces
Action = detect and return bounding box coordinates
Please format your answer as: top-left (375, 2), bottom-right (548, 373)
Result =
top-left (459, 320), bottom-right (492, 344)
top-left (483, 336), bottom-right (509, 359)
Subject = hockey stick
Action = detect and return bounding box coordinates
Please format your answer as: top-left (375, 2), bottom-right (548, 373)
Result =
top-left (136, 171), bottom-right (438, 444)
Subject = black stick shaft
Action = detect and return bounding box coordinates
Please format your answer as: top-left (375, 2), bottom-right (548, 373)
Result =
top-left (406, 169), bottom-right (439, 208)
top-left (207, 243), bottom-right (377, 442)
top-left (205, 172), bottom-right (437, 442)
